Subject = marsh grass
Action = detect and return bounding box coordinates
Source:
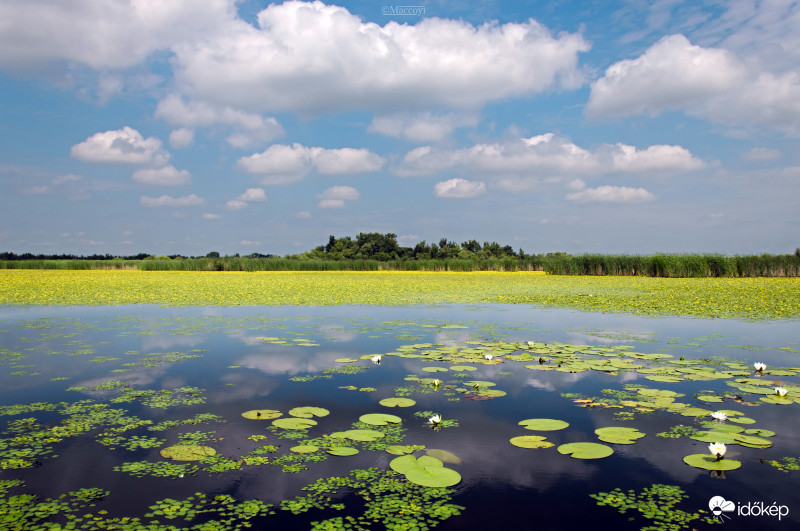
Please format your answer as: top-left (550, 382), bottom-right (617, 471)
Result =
top-left (2, 253), bottom-right (798, 276)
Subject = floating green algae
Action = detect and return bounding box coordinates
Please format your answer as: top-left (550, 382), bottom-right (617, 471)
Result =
top-left (591, 484), bottom-right (716, 529)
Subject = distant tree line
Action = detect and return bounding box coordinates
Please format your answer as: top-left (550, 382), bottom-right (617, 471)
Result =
top-left (290, 233), bottom-right (525, 261)
top-left (0, 251), bottom-right (273, 261)
top-left (2, 235), bottom-right (799, 276)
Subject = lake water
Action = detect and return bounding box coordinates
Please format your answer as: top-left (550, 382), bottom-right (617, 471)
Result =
top-left (0, 304), bottom-right (798, 530)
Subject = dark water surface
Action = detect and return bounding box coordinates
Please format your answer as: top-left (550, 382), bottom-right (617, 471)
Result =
top-left (0, 304), bottom-right (798, 530)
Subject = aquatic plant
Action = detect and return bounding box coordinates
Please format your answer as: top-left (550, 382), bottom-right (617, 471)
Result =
top-left (591, 484), bottom-right (716, 530)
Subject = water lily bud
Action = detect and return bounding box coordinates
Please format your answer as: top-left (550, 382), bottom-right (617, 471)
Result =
top-left (753, 362), bottom-right (766, 372)
top-left (775, 387), bottom-right (788, 396)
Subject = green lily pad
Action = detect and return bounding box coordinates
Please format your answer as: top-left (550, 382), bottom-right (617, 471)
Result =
top-left (698, 423), bottom-right (744, 434)
top-left (557, 442), bottom-right (613, 459)
top-left (476, 389), bottom-right (507, 398)
top-left (241, 409), bottom-right (282, 420)
top-left (595, 427), bottom-right (646, 444)
top-left (272, 417), bottom-right (318, 430)
top-left (519, 418), bottom-right (569, 431)
top-left (327, 446), bottom-right (359, 456)
top-left (422, 367), bottom-right (448, 372)
top-left (728, 416), bottom-right (756, 424)
top-left (645, 375), bottom-right (684, 383)
top-left (390, 455), bottom-right (442, 474)
top-left (334, 358), bottom-right (358, 363)
top-left (743, 428), bottom-right (775, 437)
top-left (733, 434), bottom-right (772, 448)
top-left (683, 454), bottom-right (741, 470)
top-left (379, 397), bottom-right (416, 408)
top-left (160, 445), bottom-right (216, 461)
top-left (449, 365), bottom-right (476, 371)
top-left (389, 455), bottom-right (461, 487)
top-left (463, 380), bottom-right (496, 388)
top-left (760, 395), bottom-right (794, 405)
top-left (696, 395), bottom-right (724, 402)
top-left (337, 429), bottom-right (385, 442)
top-left (405, 464), bottom-right (462, 488)
top-left (510, 435), bottom-right (554, 449)
top-left (386, 445), bottom-right (418, 455)
top-left (679, 407), bottom-right (712, 417)
top-left (359, 413), bottom-right (402, 426)
top-left (689, 431), bottom-right (738, 444)
top-left (426, 449), bottom-right (462, 464)
top-left (290, 445), bottom-right (319, 454)
top-left (288, 406), bottom-right (330, 418)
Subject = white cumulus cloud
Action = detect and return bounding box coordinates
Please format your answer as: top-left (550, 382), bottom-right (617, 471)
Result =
top-left (0, 0), bottom-right (236, 71)
top-left (587, 34), bottom-right (800, 134)
top-left (168, 128), bottom-right (195, 149)
top-left (394, 133), bottom-right (705, 189)
top-left (171, 1), bottom-right (589, 114)
top-left (225, 200), bottom-right (247, 210)
top-left (238, 143), bottom-right (384, 184)
top-left (140, 194), bottom-right (205, 207)
top-left (225, 188), bottom-right (267, 209)
top-left (368, 111), bottom-right (479, 142)
top-left (156, 94), bottom-right (284, 149)
top-left (316, 185), bottom-right (360, 209)
top-left (566, 185), bottom-right (655, 203)
top-left (70, 126), bottom-right (169, 166)
top-left (237, 188), bottom-right (267, 202)
top-left (740, 147), bottom-right (782, 162)
top-left (433, 178), bottom-right (486, 199)
top-left (132, 165), bottom-right (191, 186)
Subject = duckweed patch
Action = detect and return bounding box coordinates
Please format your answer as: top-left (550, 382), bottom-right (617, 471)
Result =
top-left (591, 484), bottom-right (716, 530)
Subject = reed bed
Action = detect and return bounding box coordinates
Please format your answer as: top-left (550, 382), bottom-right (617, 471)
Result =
top-left (1, 253), bottom-right (798, 276)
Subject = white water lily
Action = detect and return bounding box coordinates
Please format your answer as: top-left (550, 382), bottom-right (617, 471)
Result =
top-left (527, 341), bottom-right (535, 347)
top-left (428, 414), bottom-right (441, 426)
top-left (432, 379), bottom-right (441, 387)
top-left (775, 387), bottom-right (788, 396)
top-left (753, 362), bottom-right (767, 372)
top-left (484, 354), bottom-right (493, 360)
top-left (711, 411), bottom-right (727, 421)
top-left (371, 355), bottom-right (382, 364)
top-left (708, 442), bottom-right (727, 459)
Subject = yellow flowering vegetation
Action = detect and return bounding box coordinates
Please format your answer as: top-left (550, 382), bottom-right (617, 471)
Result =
top-left (1, 270), bottom-right (798, 320)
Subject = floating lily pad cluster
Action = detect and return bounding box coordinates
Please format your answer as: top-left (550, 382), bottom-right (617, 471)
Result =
top-left (390, 455), bottom-right (462, 487)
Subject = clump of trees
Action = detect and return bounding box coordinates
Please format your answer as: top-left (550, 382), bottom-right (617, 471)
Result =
top-left (292, 233), bottom-right (524, 261)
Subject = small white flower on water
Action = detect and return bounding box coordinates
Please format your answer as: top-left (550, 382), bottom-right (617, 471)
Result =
top-left (526, 341), bottom-right (535, 347)
top-left (432, 379), bottom-right (441, 387)
top-left (708, 442), bottom-right (727, 458)
top-left (484, 354), bottom-right (493, 360)
top-left (371, 355), bottom-right (382, 364)
top-left (753, 362), bottom-right (766, 371)
top-left (711, 411), bottom-right (727, 421)
top-left (428, 414), bottom-right (441, 425)
top-left (775, 387), bottom-right (788, 396)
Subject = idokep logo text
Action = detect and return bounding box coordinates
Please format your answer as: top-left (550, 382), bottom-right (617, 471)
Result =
top-left (709, 496), bottom-right (790, 523)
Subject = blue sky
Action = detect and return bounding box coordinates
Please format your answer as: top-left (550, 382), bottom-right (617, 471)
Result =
top-left (1, 0), bottom-right (798, 256)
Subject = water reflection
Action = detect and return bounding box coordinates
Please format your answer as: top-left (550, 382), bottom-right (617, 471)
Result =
top-left (0, 304), bottom-right (797, 530)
